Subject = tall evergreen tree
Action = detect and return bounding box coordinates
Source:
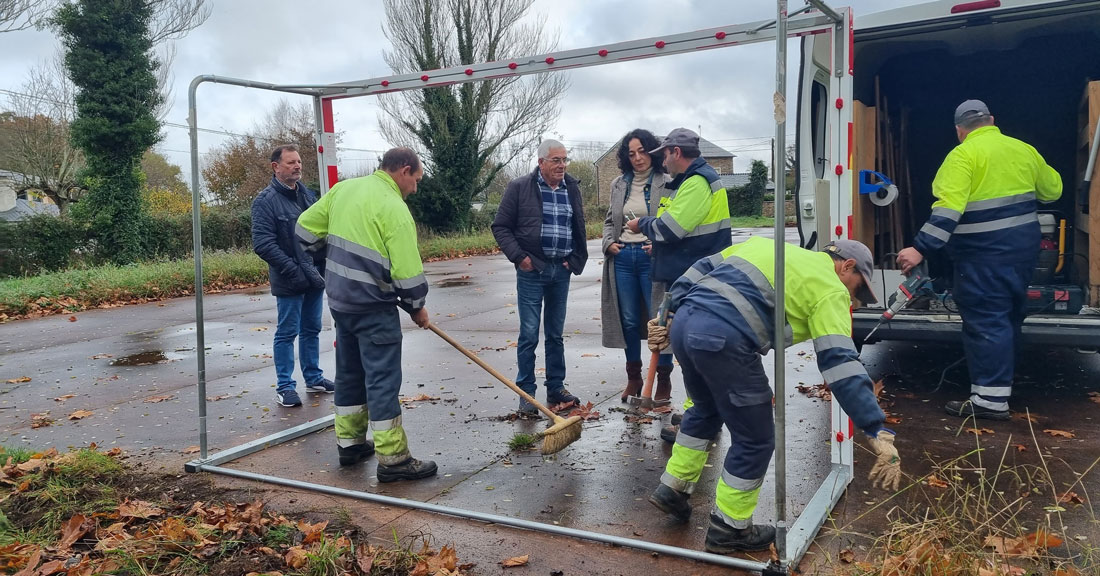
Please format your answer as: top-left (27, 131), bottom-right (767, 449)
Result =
top-left (56, 0), bottom-right (163, 264)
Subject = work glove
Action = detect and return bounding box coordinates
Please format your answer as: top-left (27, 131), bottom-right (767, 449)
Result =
top-left (646, 316), bottom-right (670, 353)
top-left (867, 429), bottom-right (902, 491)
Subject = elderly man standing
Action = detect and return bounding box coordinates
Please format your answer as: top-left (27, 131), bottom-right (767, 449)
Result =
top-left (492, 139), bottom-right (588, 415)
top-left (296, 147), bottom-right (436, 482)
top-left (251, 144), bottom-right (333, 409)
top-left (896, 99), bottom-right (1062, 421)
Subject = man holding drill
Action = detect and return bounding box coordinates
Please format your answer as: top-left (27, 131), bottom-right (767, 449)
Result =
top-left (646, 237), bottom-right (901, 553)
top-left (896, 99), bottom-right (1062, 421)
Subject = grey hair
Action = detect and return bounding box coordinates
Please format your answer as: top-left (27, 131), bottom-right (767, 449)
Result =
top-left (537, 139), bottom-right (565, 159)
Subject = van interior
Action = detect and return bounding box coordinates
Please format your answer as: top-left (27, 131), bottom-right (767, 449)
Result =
top-left (850, 5), bottom-right (1100, 307)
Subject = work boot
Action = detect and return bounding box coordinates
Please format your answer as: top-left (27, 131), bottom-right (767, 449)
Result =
top-left (517, 398), bottom-right (540, 417)
top-left (621, 361), bottom-right (644, 402)
top-left (671, 413), bottom-right (682, 426)
top-left (704, 513), bottom-right (776, 553)
top-left (337, 441), bottom-right (375, 466)
top-left (546, 388), bottom-right (581, 407)
top-left (648, 484), bottom-right (692, 522)
top-left (377, 458), bottom-right (438, 483)
top-left (654, 365), bottom-right (674, 403)
top-left (661, 424), bottom-right (678, 444)
top-left (945, 399), bottom-right (1010, 421)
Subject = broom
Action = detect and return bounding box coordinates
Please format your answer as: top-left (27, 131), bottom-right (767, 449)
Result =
top-left (429, 324), bottom-right (583, 455)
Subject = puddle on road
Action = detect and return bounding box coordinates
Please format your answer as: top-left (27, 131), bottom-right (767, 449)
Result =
top-left (109, 350), bottom-right (185, 366)
top-left (436, 279), bottom-right (473, 288)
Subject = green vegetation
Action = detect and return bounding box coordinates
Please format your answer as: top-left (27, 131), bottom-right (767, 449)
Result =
top-left (0, 249), bottom-right (267, 318)
top-left (508, 433), bottom-right (538, 451)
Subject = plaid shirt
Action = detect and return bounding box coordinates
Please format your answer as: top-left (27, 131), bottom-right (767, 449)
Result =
top-left (537, 171), bottom-right (573, 259)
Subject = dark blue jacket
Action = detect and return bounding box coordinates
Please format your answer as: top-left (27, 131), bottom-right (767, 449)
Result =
top-left (251, 177), bottom-right (325, 297)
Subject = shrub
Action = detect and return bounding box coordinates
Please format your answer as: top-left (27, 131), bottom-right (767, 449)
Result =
top-left (467, 203), bottom-right (498, 233)
top-left (0, 215), bottom-right (88, 276)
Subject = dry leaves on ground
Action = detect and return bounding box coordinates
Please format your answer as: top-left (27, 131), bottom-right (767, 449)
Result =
top-left (89, 353), bottom-right (113, 360)
top-left (30, 414), bottom-right (54, 429)
top-left (1057, 491), bottom-right (1084, 505)
top-left (53, 394), bottom-right (75, 402)
top-left (500, 554), bottom-right (529, 567)
top-left (1043, 429), bottom-right (1075, 439)
top-left (5, 377), bottom-right (31, 384)
top-left (67, 409), bottom-right (93, 420)
top-left (182, 446), bottom-right (201, 454)
top-left (143, 395), bottom-right (175, 403)
top-left (982, 531), bottom-right (1064, 558)
top-left (1087, 391), bottom-right (1100, 405)
top-left (795, 382), bottom-right (832, 401)
top-left (566, 402), bottom-right (601, 421)
top-left (926, 475), bottom-right (949, 489)
top-left (967, 428), bottom-right (995, 436)
top-left (400, 394), bottom-right (441, 404)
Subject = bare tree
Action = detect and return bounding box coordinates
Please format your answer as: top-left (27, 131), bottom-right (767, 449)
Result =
top-left (0, 55), bottom-right (84, 212)
top-left (379, 0), bottom-right (569, 231)
top-left (0, 0), bottom-right (50, 32)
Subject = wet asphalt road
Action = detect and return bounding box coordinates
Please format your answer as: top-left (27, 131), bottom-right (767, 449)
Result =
top-left (2, 228), bottom-right (1098, 574)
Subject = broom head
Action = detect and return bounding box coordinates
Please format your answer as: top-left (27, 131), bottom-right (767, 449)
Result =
top-left (539, 415), bottom-right (583, 455)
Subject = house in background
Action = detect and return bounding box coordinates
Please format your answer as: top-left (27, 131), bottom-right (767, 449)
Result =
top-left (0, 170), bottom-right (59, 222)
top-left (592, 135), bottom-right (736, 204)
top-left (717, 172), bottom-right (776, 194)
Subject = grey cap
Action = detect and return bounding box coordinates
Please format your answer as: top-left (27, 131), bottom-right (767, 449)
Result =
top-left (649, 127), bottom-right (700, 154)
top-left (824, 240), bottom-right (878, 305)
top-left (954, 99), bottom-right (990, 126)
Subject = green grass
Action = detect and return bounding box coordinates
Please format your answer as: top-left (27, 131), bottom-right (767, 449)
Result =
top-left (0, 249), bottom-right (268, 318)
top-left (263, 523), bottom-right (295, 547)
top-left (508, 433), bottom-right (538, 451)
top-left (729, 215), bottom-right (795, 228)
top-left (0, 445), bottom-right (34, 465)
top-left (1, 221), bottom-right (608, 319)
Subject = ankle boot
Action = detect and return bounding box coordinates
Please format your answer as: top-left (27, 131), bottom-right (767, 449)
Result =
top-left (621, 361), bottom-right (644, 402)
top-left (654, 365), bottom-right (674, 403)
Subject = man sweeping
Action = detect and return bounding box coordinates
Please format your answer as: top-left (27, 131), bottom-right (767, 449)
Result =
top-left (646, 238), bottom-right (902, 553)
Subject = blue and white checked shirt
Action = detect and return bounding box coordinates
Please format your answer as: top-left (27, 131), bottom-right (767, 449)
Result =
top-left (537, 171), bottom-right (573, 259)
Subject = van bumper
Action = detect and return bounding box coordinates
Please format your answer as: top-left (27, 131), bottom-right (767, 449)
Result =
top-left (852, 311), bottom-right (1100, 350)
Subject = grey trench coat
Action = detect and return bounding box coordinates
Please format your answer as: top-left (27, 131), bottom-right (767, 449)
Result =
top-left (600, 171), bottom-right (672, 349)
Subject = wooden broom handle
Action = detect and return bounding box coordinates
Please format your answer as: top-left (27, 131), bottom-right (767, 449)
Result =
top-left (429, 324), bottom-right (562, 422)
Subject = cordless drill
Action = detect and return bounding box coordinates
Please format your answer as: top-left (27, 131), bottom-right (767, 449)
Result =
top-left (864, 261), bottom-right (931, 343)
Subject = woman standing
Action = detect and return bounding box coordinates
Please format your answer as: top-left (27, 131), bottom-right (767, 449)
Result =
top-left (601, 129), bottom-right (674, 402)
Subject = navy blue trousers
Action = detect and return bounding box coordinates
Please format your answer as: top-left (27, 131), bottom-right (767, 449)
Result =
top-left (952, 258), bottom-right (1034, 411)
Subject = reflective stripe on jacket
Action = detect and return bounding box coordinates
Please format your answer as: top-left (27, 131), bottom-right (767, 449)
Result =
top-left (667, 236), bottom-right (884, 434)
top-left (638, 157), bottom-right (731, 282)
top-left (295, 171), bottom-right (428, 314)
top-left (914, 126), bottom-right (1062, 262)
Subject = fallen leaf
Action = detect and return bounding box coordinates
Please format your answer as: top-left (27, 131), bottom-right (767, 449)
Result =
top-left (250, 326), bottom-right (269, 331)
top-left (118, 499), bottom-right (163, 519)
top-left (58, 514), bottom-right (95, 550)
top-left (1013, 412), bottom-right (1040, 423)
top-left (53, 394), bottom-right (76, 402)
top-left (182, 446), bottom-right (201, 454)
top-left (926, 475), bottom-right (949, 488)
top-left (1012, 444), bottom-right (1027, 452)
top-left (206, 394), bottom-right (233, 401)
top-left (143, 395), bottom-right (175, 403)
top-left (500, 555), bottom-right (529, 567)
top-left (400, 394), bottom-right (440, 404)
top-left (885, 416), bottom-right (903, 424)
top-left (68, 315), bottom-right (77, 322)
top-left (89, 353), bottom-right (113, 359)
top-left (566, 401), bottom-right (601, 421)
top-left (967, 427), bottom-right (995, 436)
top-left (1043, 429), bottom-right (1075, 439)
top-left (873, 378), bottom-right (885, 398)
top-left (1088, 391), bottom-right (1100, 405)
top-left (1058, 491), bottom-right (1084, 505)
top-left (285, 546), bottom-right (308, 569)
top-left (839, 548), bottom-right (855, 563)
top-left (68, 409), bottom-right (93, 420)
top-left (5, 376), bottom-right (31, 384)
top-left (31, 413), bottom-right (54, 428)
top-left (650, 404), bottom-right (674, 414)
top-left (1054, 566), bottom-right (1083, 576)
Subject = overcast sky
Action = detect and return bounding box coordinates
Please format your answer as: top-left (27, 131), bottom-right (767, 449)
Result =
top-left (0, 0), bottom-right (930, 183)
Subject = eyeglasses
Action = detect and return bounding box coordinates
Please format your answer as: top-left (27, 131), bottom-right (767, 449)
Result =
top-left (544, 156), bottom-right (569, 165)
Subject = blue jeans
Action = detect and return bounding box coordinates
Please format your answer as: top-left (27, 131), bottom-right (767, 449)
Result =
top-left (614, 243), bottom-right (673, 365)
top-left (274, 288), bottom-right (325, 392)
top-left (516, 261), bottom-right (571, 395)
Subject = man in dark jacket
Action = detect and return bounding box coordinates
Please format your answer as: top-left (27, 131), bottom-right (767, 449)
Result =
top-left (492, 139), bottom-right (588, 414)
top-left (252, 145), bottom-right (333, 408)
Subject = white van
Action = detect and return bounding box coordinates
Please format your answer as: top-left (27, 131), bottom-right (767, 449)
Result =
top-left (795, 0), bottom-right (1100, 347)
